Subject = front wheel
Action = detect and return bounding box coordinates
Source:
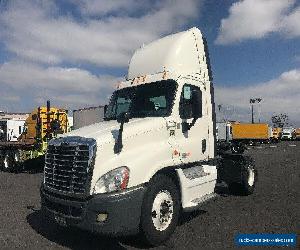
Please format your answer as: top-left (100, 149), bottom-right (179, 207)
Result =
top-left (140, 174), bottom-right (180, 246)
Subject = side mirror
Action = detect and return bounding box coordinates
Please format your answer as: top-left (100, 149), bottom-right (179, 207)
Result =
top-left (192, 90), bottom-right (202, 119)
top-left (117, 112), bottom-right (130, 124)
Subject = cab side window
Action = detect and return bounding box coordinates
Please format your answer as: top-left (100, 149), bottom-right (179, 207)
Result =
top-left (179, 84), bottom-right (202, 119)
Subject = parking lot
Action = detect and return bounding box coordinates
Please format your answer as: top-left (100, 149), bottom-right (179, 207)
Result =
top-left (0, 141), bottom-right (299, 249)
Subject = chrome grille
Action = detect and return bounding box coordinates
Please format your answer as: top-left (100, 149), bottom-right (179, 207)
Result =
top-left (44, 136), bottom-right (96, 195)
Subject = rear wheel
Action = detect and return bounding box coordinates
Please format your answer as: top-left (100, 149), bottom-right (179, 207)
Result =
top-left (140, 174), bottom-right (180, 246)
top-left (229, 163), bottom-right (257, 195)
top-left (2, 153), bottom-right (13, 172)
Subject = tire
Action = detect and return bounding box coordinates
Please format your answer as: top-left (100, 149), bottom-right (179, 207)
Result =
top-left (241, 163), bottom-right (257, 195)
top-left (231, 143), bottom-right (245, 154)
top-left (140, 174), bottom-right (180, 246)
top-left (231, 145), bottom-right (239, 153)
top-left (228, 159), bottom-right (257, 196)
top-left (228, 157), bottom-right (258, 196)
top-left (2, 153), bottom-right (14, 172)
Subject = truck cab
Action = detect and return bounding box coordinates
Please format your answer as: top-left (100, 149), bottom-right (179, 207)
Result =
top-left (281, 127), bottom-right (296, 140)
top-left (40, 27), bottom-right (257, 246)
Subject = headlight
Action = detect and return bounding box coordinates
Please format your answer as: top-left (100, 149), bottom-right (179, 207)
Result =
top-left (93, 167), bottom-right (130, 194)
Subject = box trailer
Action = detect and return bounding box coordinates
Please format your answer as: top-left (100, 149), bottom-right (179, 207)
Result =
top-left (231, 123), bottom-right (270, 144)
top-left (216, 121), bottom-right (232, 142)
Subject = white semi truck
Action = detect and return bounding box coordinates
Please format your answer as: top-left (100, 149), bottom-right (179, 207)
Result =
top-left (281, 127), bottom-right (296, 140)
top-left (40, 27), bottom-right (257, 246)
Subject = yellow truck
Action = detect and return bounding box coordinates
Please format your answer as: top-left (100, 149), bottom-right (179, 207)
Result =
top-left (231, 123), bottom-right (270, 145)
top-left (0, 101), bottom-right (69, 172)
top-left (271, 127), bottom-right (282, 142)
top-left (295, 128), bottom-right (300, 140)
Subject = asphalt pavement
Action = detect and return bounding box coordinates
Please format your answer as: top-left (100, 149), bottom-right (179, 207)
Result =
top-left (0, 141), bottom-right (299, 249)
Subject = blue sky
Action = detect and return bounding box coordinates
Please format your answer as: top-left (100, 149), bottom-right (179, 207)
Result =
top-left (0, 0), bottom-right (299, 125)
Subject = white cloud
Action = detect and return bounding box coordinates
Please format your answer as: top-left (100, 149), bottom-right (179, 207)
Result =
top-left (281, 6), bottom-right (300, 37)
top-left (0, 0), bottom-right (202, 67)
top-left (215, 68), bottom-right (300, 126)
top-left (1, 95), bottom-right (20, 102)
top-left (0, 0), bottom-right (203, 112)
top-left (0, 61), bottom-right (114, 92)
top-left (74, 0), bottom-right (145, 16)
top-left (0, 61), bottom-right (121, 111)
top-left (215, 0), bottom-right (299, 45)
top-left (295, 55), bottom-right (300, 62)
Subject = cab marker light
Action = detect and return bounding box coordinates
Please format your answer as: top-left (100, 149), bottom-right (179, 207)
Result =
top-left (173, 149), bottom-right (179, 156)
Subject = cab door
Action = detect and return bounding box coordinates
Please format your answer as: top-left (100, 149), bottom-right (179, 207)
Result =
top-left (175, 81), bottom-right (209, 163)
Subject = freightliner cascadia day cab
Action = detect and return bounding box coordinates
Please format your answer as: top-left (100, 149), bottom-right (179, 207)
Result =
top-left (281, 127), bottom-right (296, 140)
top-left (40, 27), bottom-right (257, 246)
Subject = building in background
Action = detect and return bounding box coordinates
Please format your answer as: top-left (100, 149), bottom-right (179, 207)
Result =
top-left (0, 112), bottom-right (29, 121)
top-left (73, 106), bottom-right (106, 130)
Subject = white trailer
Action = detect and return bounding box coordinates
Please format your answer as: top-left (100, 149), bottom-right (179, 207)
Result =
top-left (40, 27), bottom-right (257, 246)
top-left (0, 119), bottom-right (25, 142)
top-left (216, 121), bottom-right (232, 142)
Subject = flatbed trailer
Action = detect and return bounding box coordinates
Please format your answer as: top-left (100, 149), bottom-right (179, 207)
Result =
top-left (0, 101), bottom-right (69, 172)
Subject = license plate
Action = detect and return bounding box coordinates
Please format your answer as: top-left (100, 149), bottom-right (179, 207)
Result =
top-left (54, 214), bottom-right (67, 227)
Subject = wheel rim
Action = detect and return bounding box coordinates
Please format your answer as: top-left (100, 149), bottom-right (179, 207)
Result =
top-left (3, 155), bottom-right (9, 169)
top-left (248, 167), bottom-right (255, 186)
top-left (232, 146), bottom-right (238, 153)
top-left (14, 152), bottom-right (20, 162)
top-left (151, 190), bottom-right (174, 231)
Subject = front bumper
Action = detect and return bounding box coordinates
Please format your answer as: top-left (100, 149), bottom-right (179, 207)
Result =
top-left (40, 185), bottom-right (146, 236)
top-left (281, 136), bottom-right (291, 140)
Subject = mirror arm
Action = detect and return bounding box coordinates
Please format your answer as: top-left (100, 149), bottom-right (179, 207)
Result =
top-left (114, 122), bottom-right (124, 154)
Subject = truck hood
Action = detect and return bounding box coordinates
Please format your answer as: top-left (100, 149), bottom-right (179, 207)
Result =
top-left (64, 117), bottom-right (166, 146)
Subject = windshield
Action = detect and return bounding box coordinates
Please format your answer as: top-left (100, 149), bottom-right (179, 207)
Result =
top-left (105, 80), bottom-right (177, 120)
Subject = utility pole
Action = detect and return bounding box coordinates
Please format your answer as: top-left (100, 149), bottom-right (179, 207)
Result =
top-left (250, 98), bottom-right (255, 123)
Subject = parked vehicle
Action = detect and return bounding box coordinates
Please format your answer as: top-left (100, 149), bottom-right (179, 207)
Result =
top-left (0, 101), bottom-right (69, 172)
top-left (0, 119), bottom-right (26, 142)
top-left (231, 123), bottom-right (270, 145)
top-left (270, 127), bottom-right (282, 143)
top-left (296, 128), bottom-right (300, 140)
top-left (216, 121), bottom-right (232, 142)
top-left (40, 27), bottom-right (257, 246)
top-left (281, 127), bottom-right (296, 140)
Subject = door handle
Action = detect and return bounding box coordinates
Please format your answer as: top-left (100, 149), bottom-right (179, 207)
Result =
top-left (202, 139), bottom-right (206, 153)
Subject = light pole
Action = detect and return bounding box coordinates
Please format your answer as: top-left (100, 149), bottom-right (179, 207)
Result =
top-left (217, 104), bottom-right (224, 121)
top-left (250, 98), bottom-right (262, 123)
